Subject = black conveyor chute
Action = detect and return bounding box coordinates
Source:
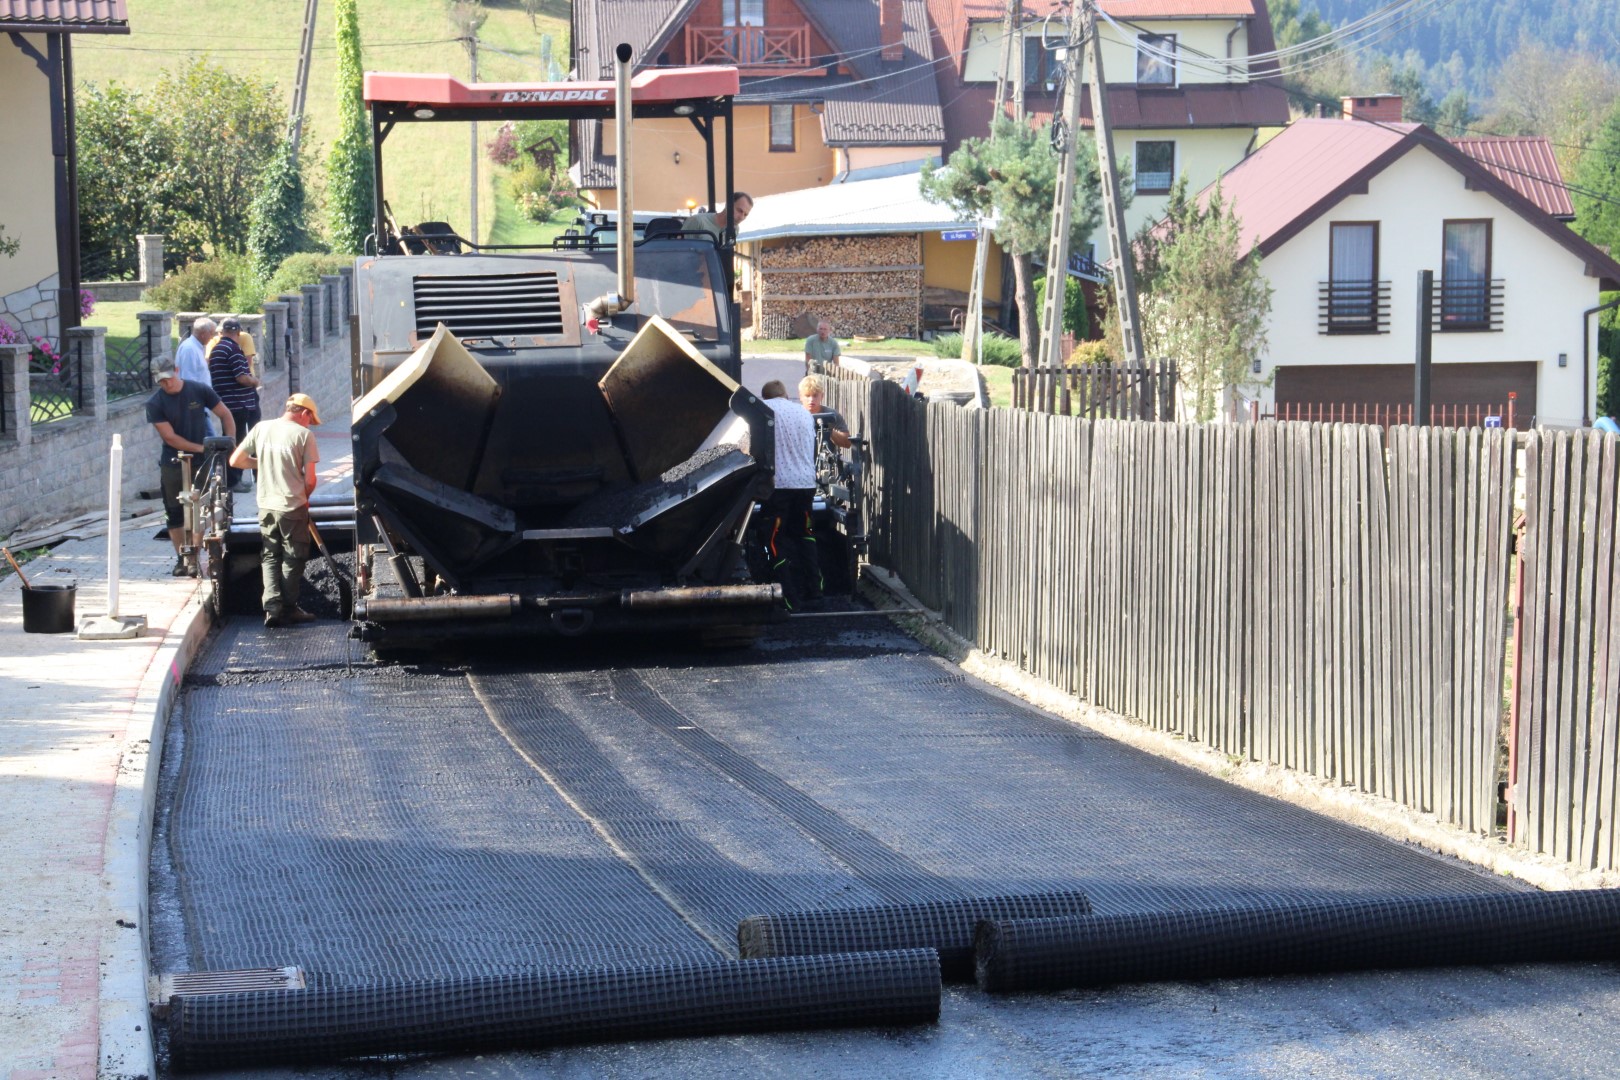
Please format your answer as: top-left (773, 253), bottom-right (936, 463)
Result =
top-left (168, 950), bottom-right (941, 1070)
top-left (738, 891), bottom-right (1092, 983)
top-left (974, 889), bottom-right (1620, 994)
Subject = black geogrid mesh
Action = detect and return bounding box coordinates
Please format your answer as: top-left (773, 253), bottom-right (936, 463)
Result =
top-left (469, 668), bottom-right (960, 948)
top-left (167, 949), bottom-right (941, 1070)
top-left (634, 657), bottom-right (1523, 912)
top-left (973, 889), bottom-right (1620, 993)
top-left (738, 892), bottom-right (1093, 982)
top-left (167, 678), bottom-right (717, 982)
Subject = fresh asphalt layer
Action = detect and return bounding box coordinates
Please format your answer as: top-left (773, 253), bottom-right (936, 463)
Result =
top-left (148, 611), bottom-right (1620, 1078)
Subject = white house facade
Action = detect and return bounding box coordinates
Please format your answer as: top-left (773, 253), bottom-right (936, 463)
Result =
top-left (1214, 119), bottom-right (1620, 429)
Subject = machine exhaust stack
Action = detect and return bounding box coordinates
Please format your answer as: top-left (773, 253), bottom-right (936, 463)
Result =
top-left (586, 42), bottom-right (637, 318)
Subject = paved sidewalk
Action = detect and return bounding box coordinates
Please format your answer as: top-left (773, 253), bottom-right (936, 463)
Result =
top-left (0, 418), bottom-right (352, 1079)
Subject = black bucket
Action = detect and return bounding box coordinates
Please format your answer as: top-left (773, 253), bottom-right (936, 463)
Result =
top-left (22, 583), bottom-right (76, 633)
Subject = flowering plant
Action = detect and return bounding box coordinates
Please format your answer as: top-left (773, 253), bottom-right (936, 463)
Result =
top-left (79, 288), bottom-right (96, 319)
top-left (0, 320), bottom-right (21, 346)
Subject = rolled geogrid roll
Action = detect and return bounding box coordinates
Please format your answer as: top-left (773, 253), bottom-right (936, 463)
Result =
top-left (168, 949), bottom-right (940, 1071)
top-left (974, 889), bottom-right (1620, 994)
top-left (738, 891), bottom-right (1092, 982)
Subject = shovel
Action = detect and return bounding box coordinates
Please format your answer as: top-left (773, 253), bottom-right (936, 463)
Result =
top-left (307, 520), bottom-right (354, 619)
top-left (1, 546), bottom-right (32, 589)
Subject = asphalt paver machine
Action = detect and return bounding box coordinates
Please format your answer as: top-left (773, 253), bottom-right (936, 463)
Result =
top-left (346, 47), bottom-right (794, 650)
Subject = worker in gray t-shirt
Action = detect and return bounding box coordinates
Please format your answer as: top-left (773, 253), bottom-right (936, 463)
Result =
top-left (804, 320), bottom-right (841, 373)
top-left (230, 393), bottom-right (322, 628)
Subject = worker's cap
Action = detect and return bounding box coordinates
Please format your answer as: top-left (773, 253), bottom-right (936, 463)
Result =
top-left (153, 363), bottom-right (179, 381)
top-left (219, 317), bottom-right (243, 332)
top-left (285, 392), bottom-right (322, 425)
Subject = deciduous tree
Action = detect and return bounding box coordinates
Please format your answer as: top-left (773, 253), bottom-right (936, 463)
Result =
top-left (247, 134), bottom-right (312, 278)
top-left (920, 117), bottom-right (1111, 366)
top-left (327, 0), bottom-right (376, 254)
top-left (1134, 179), bottom-right (1271, 421)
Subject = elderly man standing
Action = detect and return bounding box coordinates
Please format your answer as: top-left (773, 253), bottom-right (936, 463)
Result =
top-left (230, 393), bottom-right (322, 627)
top-left (145, 362), bottom-right (236, 577)
top-left (803, 320), bottom-right (841, 374)
top-left (208, 317), bottom-right (262, 493)
top-left (176, 317), bottom-right (217, 434)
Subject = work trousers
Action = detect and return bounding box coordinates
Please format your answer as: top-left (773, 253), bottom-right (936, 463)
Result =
top-left (260, 506), bottom-right (311, 616)
top-left (762, 487), bottom-right (821, 610)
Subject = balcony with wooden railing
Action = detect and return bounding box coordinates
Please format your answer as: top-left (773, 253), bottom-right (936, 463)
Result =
top-left (684, 25), bottom-right (812, 70)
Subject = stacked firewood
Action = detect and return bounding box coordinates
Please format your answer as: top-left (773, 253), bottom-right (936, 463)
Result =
top-left (756, 234), bottom-right (922, 339)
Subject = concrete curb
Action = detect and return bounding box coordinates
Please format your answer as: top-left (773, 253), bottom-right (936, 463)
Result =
top-left (99, 588), bottom-right (213, 1080)
top-left (857, 564), bottom-right (1620, 894)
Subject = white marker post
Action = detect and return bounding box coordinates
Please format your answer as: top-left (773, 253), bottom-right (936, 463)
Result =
top-left (78, 433), bottom-right (147, 639)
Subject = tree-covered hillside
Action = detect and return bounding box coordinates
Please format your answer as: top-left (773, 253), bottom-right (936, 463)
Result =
top-left (1303, 0), bottom-right (1619, 98)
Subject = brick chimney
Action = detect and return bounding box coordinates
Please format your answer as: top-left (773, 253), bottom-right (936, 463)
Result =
top-left (880, 0), bottom-right (904, 62)
top-left (1341, 94), bottom-right (1404, 123)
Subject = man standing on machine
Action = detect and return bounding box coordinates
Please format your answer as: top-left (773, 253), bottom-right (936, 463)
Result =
top-left (229, 393), bottom-right (322, 628)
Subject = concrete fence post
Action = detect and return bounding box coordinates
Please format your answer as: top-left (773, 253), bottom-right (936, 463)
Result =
top-left (280, 293), bottom-right (305, 393)
top-left (320, 275), bottom-right (343, 335)
top-left (66, 325), bottom-right (108, 420)
top-left (300, 284), bottom-right (326, 352)
top-left (237, 314), bottom-right (266, 377)
top-left (136, 311), bottom-right (173, 376)
top-left (337, 265), bottom-right (355, 321)
top-left (137, 234), bottom-right (165, 289)
top-left (0, 343), bottom-right (31, 445)
top-left (260, 302), bottom-right (287, 371)
top-left (176, 311), bottom-right (205, 345)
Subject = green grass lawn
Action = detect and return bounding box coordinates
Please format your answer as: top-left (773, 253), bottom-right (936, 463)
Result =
top-left (743, 338), bottom-right (938, 356)
top-left (486, 178), bottom-right (576, 248)
top-left (73, 1), bottom-right (569, 248)
top-left (979, 364), bottom-right (1013, 409)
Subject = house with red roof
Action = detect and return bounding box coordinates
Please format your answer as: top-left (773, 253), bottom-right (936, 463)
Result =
top-left (925, 0), bottom-right (1289, 238)
top-left (0, 1), bottom-right (128, 347)
top-left (1207, 116), bottom-right (1620, 428)
top-left (569, 0), bottom-right (945, 212)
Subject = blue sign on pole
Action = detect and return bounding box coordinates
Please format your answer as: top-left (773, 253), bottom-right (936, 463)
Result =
top-left (1483, 416), bottom-right (1502, 429)
top-left (940, 229), bottom-right (976, 241)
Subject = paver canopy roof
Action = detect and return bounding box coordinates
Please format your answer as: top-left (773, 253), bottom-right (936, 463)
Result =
top-left (0, 0), bottom-right (128, 30)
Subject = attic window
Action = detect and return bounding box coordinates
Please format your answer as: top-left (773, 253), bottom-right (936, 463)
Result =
top-left (1137, 33), bottom-right (1176, 85)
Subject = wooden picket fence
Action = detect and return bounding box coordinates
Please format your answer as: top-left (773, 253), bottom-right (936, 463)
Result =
top-left (1513, 431), bottom-right (1620, 869)
top-left (832, 377), bottom-right (1521, 837)
top-left (1011, 359), bottom-right (1178, 420)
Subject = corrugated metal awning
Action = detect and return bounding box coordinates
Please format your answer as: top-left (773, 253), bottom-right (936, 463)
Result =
top-left (0, 0), bottom-right (129, 32)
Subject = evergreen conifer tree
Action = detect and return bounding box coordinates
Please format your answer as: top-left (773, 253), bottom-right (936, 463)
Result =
top-left (247, 134), bottom-right (311, 278)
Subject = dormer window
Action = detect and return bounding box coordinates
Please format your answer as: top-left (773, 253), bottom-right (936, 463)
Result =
top-left (1137, 33), bottom-right (1176, 85)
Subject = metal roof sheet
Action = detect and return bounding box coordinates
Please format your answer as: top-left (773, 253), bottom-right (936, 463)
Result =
top-left (954, 0), bottom-right (1267, 20)
top-left (1451, 136), bottom-right (1574, 219)
top-left (0, 0), bottom-right (127, 30)
top-left (738, 168), bottom-right (971, 241)
top-left (1202, 118), bottom-right (1620, 288)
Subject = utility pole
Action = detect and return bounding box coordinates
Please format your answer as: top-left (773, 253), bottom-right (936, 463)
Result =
top-left (1034, 5), bottom-right (1086, 407)
top-left (962, 0), bottom-right (1021, 364)
top-left (466, 33), bottom-right (480, 246)
top-left (288, 0), bottom-right (319, 154)
top-left (1414, 269), bottom-right (1433, 426)
top-left (1083, 1), bottom-right (1143, 366)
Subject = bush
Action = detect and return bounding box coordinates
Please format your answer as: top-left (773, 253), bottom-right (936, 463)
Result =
top-left (509, 160), bottom-right (578, 224)
top-left (267, 252), bottom-right (351, 296)
top-left (1068, 339), bottom-right (1114, 366)
top-left (144, 257), bottom-right (241, 312)
top-left (246, 134), bottom-right (312, 279)
top-left (933, 330), bottom-right (1023, 367)
top-left (487, 123), bottom-right (519, 167)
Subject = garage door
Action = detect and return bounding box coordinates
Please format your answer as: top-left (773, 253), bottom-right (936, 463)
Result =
top-left (1274, 362), bottom-right (1537, 429)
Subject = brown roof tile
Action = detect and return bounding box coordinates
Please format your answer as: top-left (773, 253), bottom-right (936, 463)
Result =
top-left (1204, 118), bottom-right (1620, 288)
top-left (0, 0), bottom-right (128, 30)
top-left (1451, 136), bottom-right (1575, 219)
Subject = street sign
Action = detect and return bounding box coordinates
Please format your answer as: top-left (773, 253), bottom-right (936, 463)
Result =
top-left (940, 229), bottom-right (976, 241)
top-left (1483, 416), bottom-right (1502, 429)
